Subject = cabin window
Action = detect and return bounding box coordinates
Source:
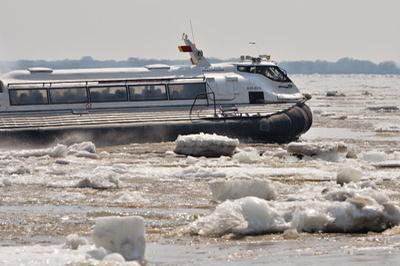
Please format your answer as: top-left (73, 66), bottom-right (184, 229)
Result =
top-left (49, 87), bottom-right (88, 104)
top-left (89, 86), bottom-right (128, 102)
top-left (237, 65), bottom-right (290, 82)
top-left (129, 84), bottom-right (167, 101)
top-left (168, 83), bottom-right (206, 100)
top-left (9, 89), bottom-right (48, 105)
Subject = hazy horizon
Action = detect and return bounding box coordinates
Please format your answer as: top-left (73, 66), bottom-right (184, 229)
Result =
top-left (1, 0), bottom-right (399, 63)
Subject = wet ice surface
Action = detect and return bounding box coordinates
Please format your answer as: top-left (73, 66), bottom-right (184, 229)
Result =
top-left (0, 75), bottom-right (400, 265)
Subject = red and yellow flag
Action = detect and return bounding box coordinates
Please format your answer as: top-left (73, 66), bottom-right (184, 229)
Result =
top-left (178, 45), bottom-right (193, 52)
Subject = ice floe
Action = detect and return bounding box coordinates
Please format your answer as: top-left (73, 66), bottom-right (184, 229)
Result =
top-left (92, 216), bottom-right (146, 262)
top-left (48, 191), bottom-right (87, 202)
top-left (336, 166), bottom-right (362, 185)
top-left (287, 141), bottom-right (347, 162)
top-left (1, 178), bottom-right (11, 187)
top-left (114, 191), bottom-right (150, 205)
top-left (76, 175), bottom-right (120, 189)
top-left (63, 234), bottom-right (89, 250)
top-left (190, 186), bottom-right (400, 236)
top-left (177, 165), bottom-right (227, 179)
top-left (362, 150), bottom-right (387, 162)
top-left (174, 133), bottom-right (239, 157)
top-left (208, 178), bottom-right (276, 201)
top-left (74, 166), bottom-right (123, 189)
top-left (326, 91), bottom-right (345, 97)
top-left (5, 141), bottom-right (98, 159)
top-left (375, 125), bottom-right (400, 133)
top-left (68, 141), bottom-right (97, 154)
top-left (233, 147), bottom-right (261, 163)
top-left (366, 106), bottom-right (399, 112)
top-left (189, 196), bottom-right (288, 236)
top-left (373, 161), bottom-right (400, 168)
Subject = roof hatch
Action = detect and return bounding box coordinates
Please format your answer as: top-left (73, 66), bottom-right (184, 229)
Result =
top-left (27, 67), bottom-right (54, 74)
top-left (145, 64), bottom-right (170, 70)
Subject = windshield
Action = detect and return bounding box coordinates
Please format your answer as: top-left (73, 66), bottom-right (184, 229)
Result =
top-left (237, 65), bottom-right (290, 82)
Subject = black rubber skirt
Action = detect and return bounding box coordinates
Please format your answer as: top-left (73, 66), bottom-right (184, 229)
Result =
top-left (0, 103), bottom-right (312, 146)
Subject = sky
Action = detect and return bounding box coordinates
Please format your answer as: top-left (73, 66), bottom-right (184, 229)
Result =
top-left (0, 0), bottom-right (399, 63)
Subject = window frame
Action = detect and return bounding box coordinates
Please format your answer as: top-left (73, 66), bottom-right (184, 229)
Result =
top-left (89, 85), bottom-right (128, 103)
top-left (237, 65), bottom-right (291, 83)
top-left (9, 88), bottom-right (49, 106)
top-left (128, 84), bottom-right (168, 102)
top-left (167, 82), bottom-right (207, 100)
top-left (49, 87), bottom-right (89, 104)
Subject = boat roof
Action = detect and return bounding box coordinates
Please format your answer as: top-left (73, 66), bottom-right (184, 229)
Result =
top-left (1, 65), bottom-right (204, 85)
top-left (0, 61), bottom-right (278, 86)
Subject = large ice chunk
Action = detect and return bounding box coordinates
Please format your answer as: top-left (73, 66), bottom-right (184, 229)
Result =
top-left (208, 178), bottom-right (277, 201)
top-left (190, 185), bottom-right (400, 236)
top-left (336, 166), bottom-right (362, 185)
top-left (75, 166), bottom-right (121, 189)
top-left (287, 141), bottom-right (347, 162)
top-left (291, 208), bottom-right (334, 232)
top-left (92, 216), bottom-right (146, 261)
top-left (174, 133), bottom-right (239, 157)
top-left (189, 196), bottom-right (288, 236)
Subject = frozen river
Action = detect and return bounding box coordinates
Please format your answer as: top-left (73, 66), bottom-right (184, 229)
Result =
top-left (0, 74), bottom-right (399, 265)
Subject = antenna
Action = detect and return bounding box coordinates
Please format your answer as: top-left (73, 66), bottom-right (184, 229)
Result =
top-left (190, 19), bottom-right (196, 44)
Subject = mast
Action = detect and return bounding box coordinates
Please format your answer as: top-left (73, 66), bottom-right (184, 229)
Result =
top-left (178, 33), bottom-right (210, 67)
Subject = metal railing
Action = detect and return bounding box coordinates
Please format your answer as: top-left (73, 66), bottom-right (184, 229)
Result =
top-left (189, 82), bottom-right (217, 120)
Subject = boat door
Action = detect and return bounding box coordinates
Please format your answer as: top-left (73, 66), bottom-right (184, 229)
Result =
top-left (206, 76), bottom-right (238, 101)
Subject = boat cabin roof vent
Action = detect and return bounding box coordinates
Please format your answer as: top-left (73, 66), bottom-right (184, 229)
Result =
top-left (145, 64), bottom-right (171, 70)
top-left (28, 67), bottom-right (54, 74)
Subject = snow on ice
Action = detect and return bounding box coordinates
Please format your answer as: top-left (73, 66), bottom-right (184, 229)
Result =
top-left (208, 178), bottom-right (277, 201)
top-left (174, 133), bottom-right (239, 157)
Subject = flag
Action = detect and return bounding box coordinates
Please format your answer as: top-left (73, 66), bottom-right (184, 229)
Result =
top-left (178, 45), bottom-right (193, 52)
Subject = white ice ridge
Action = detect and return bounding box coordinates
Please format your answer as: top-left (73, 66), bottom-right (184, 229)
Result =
top-left (174, 133), bottom-right (239, 157)
top-left (189, 187), bottom-right (400, 236)
top-left (92, 216), bottom-right (146, 262)
top-left (6, 141), bottom-right (97, 158)
top-left (75, 166), bottom-right (121, 189)
top-left (208, 178), bottom-right (277, 201)
top-left (286, 141), bottom-right (348, 162)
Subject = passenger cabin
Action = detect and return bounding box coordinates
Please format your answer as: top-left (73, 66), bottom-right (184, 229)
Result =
top-left (0, 36), bottom-right (304, 113)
